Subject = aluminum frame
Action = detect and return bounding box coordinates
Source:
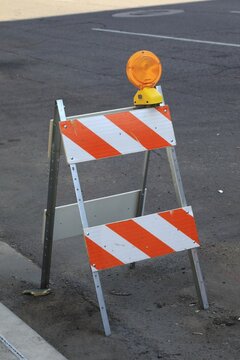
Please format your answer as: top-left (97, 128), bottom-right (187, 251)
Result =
top-left (70, 162), bottom-right (111, 336)
top-left (160, 86), bottom-right (208, 309)
top-left (40, 92), bottom-right (208, 336)
top-left (166, 147), bottom-right (209, 309)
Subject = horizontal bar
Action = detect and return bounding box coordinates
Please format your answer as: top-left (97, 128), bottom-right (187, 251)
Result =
top-left (66, 106), bottom-right (136, 120)
top-left (42, 190), bottom-right (141, 241)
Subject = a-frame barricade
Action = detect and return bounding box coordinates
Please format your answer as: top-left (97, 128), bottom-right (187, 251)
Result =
top-left (40, 89), bottom-right (208, 336)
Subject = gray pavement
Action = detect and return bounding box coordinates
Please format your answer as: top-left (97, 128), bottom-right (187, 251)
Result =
top-left (1, 0), bottom-right (240, 359)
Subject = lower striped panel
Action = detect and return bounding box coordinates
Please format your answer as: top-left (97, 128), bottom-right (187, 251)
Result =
top-left (84, 206), bottom-right (199, 271)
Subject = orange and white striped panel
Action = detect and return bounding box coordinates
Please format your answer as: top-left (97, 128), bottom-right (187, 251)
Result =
top-left (84, 206), bottom-right (199, 271)
top-left (59, 106), bottom-right (176, 163)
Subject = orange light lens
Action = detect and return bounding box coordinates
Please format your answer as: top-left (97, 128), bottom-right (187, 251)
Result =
top-left (126, 50), bottom-right (162, 89)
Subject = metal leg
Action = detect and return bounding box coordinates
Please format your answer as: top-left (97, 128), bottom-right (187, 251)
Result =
top-left (40, 101), bottom-right (62, 289)
top-left (70, 163), bottom-right (111, 335)
top-left (92, 272), bottom-right (111, 336)
top-left (166, 147), bottom-right (209, 309)
top-left (130, 150), bottom-right (150, 269)
top-left (136, 150), bottom-right (151, 216)
top-left (188, 248), bottom-right (209, 309)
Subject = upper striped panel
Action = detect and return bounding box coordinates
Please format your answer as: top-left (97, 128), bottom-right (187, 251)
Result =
top-left (84, 206), bottom-right (200, 271)
top-left (59, 105), bottom-right (176, 163)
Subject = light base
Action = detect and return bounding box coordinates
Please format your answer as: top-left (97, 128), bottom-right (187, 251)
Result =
top-left (134, 87), bottom-right (163, 106)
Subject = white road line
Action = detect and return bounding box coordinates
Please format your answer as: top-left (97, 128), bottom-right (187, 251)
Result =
top-left (230, 11), bottom-right (240, 14)
top-left (92, 28), bottom-right (240, 48)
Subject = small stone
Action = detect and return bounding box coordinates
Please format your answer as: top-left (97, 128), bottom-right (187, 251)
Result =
top-left (225, 321), bottom-right (235, 326)
top-left (110, 290), bottom-right (131, 297)
top-left (189, 302), bottom-right (197, 307)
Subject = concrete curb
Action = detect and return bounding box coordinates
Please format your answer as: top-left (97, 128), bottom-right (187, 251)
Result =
top-left (0, 303), bottom-right (67, 360)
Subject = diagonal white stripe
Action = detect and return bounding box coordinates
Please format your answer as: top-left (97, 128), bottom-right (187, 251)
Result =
top-left (134, 212), bottom-right (199, 251)
top-left (62, 134), bottom-right (95, 163)
top-left (130, 107), bottom-right (176, 145)
top-left (78, 115), bottom-right (146, 154)
top-left (85, 226), bottom-right (149, 264)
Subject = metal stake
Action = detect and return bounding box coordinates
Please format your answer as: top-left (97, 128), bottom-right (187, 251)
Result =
top-left (130, 150), bottom-right (151, 269)
top-left (40, 101), bottom-right (63, 289)
top-left (166, 146), bottom-right (209, 309)
top-left (137, 150), bottom-right (151, 216)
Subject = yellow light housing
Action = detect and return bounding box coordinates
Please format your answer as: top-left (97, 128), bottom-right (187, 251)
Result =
top-left (126, 50), bottom-right (163, 106)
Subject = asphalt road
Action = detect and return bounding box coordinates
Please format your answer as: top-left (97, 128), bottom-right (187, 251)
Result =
top-left (1, 0), bottom-right (240, 359)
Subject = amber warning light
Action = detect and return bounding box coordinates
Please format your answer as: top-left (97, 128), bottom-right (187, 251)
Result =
top-left (126, 50), bottom-right (163, 106)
